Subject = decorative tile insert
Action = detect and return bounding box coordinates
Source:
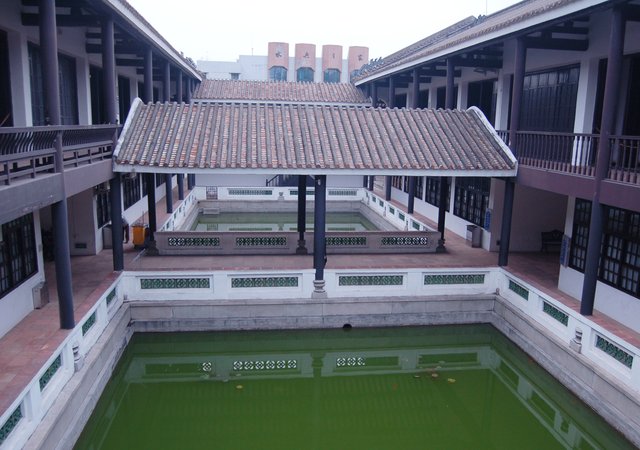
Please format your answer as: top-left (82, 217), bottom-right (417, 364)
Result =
top-left (595, 335), bottom-right (634, 368)
top-left (338, 275), bottom-right (404, 286)
top-left (389, 206), bottom-right (395, 215)
top-left (398, 212), bottom-right (405, 221)
top-left (105, 287), bottom-right (116, 306)
top-left (290, 189), bottom-right (315, 196)
top-left (231, 277), bottom-right (299, 288)
top-left (382, 236), bottom-right (431, 246)
top-left (336, 357), bottom-right (366, 367)
top-left (326, 236), bottom-right (367, 246)
top-left (542, 301), bottom-right (568, 326)
top-left (508, 279), bottom-right (529, 300)
top-left (378, 199), bottom-right (384, 206)
top-left (228, 188), bottom-right (273, 196)
top-left (39, 354), bottom-right (62, 391)
top-left (232, 359), bottom-right (297, 371)
top-left (82, 311), bottom-right (97, 336)
top-left (424, 274), bottom-right (485, 285)
top-left (236, 236), bottom-right (287, 247)
top-left (412, 221), bottom-right (420, 230)
top-left (0, 405), bottom-right (22, 446)
top-left (328, 188), bottom-right (358, 196)
top-left (140, 278), bottom-right (210, 289)
top-left (168, 237), bottom-right (220, 247)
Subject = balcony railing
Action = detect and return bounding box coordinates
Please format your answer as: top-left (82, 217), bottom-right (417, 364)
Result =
top-left (497, 130), bottom-right (640, 185)
top-left (0, 124), bottom-right (119, 185)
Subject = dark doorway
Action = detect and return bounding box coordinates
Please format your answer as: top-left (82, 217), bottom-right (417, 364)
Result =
top-left (90, 65), bottom-right (105, 124)
top-left (468, 79), bottom-right (497, 125)
top-left (0, 29), bottom-right (13, 127)
top-left (118, 75), bottom-right (131, 123)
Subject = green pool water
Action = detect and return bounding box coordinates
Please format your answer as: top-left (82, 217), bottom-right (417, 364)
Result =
top-left (75, 325), bottom-right (634, 450)
top-left (191, 211), bottom-right (379, 232)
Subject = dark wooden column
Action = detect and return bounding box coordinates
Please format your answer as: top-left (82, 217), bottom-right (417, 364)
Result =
top-left (165, 174), bottom-right (173, 213)
top-left (499, 37), bottom-right (526, 267)
top-left (177, 71), bottom-right (183, 103)
top-left (446, 58), bottom-right (455, 109)
top-left (42, 0), bottom-right (74, 329)
top-left (145, 173), bottom-right (158, 252)
top-left (581, 7), bottom-right (625, 316)
top-left (144, 48), bottom-right (153, 103)
top-left (368, 175), bottom-right (374, 191)
top-left (388, 76), bottom-right (396, 108)
top-left (371, 81), bottom-right (378, 106)
top-left (385, 176), bottom-right (392, 201)
top-left (163, 60), bottom-right (171, 102)
top-left (411, 68), bottom-right (420, 108)
top-left (177, 173), bottom-right (185, 199)
top-left (103, 17), bottom-right (124, 271)
top-left (407, 176), bottom-right (416, 214)
top-left (187, 173), bottom-right (194, 190)
top-left (312, 175), bottom-right (327, 297)
top-left (437, 176), bottom-right (447, 252)
top-left (296, 175), bottom-right (307, 254)
top-left (185, 78), bottom-right (192, 103)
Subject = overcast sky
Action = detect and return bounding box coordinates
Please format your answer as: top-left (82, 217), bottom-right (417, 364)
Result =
top-left (127, 0), bottom-right (522, 62)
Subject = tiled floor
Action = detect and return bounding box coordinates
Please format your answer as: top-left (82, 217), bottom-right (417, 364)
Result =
top-left (1, 188), bottom-right (638, 418)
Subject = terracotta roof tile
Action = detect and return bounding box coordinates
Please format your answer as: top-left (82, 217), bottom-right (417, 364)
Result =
top-left (115, 100), bottom-right (516, 176)
top-left (193, 79), bottom-right (369, 104)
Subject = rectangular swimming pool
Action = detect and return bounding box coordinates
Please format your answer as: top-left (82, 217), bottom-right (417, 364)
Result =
top-left (75, 325), bottom-right (634, 449)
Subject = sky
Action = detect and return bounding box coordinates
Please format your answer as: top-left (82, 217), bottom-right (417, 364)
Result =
top-left (127, 0), bottom-right (522, 63)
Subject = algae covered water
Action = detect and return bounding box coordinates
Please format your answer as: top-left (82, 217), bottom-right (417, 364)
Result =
top-left (75, 325), bottom-right (634, 450)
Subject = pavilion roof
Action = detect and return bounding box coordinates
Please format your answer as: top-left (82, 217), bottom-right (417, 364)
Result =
top-left (192, 79), bottom-right (370, 105)
top-left (114, 99), bottom-right (516, 177)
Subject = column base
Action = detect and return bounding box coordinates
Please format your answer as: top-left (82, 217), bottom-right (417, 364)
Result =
top-left (311, 279), bottom-right (327, 298)
top-left (296, 240), bottom-right (308, 255)
top-left (145, 240), bottom-right (159, 256)
top-left (436, 238), bottom-right (446, 253)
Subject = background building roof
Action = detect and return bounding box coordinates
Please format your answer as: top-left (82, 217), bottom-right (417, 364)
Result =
top-left (192, 79), bottom-right (370, 105)
top-left (114, 99), bottom-right (516, 176)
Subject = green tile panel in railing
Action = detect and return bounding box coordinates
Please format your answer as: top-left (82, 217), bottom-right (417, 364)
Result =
top-left (508, 279), bottom-right (529, 300)
top-left (228, 188), bottom-right (273, 196)
top-left (236, 236), bottom-right (288, 247)
top-left (140, 278), bottom-right (210, 289)
top-left (542, 301), bottom-right (568, 326)
top-left (595, 335), bottom-right (634, 369)
top-left (231, 277), bottom-right (299, 288)
top-left (0, 405), bottom-right (23, 446)
top-left (382, 236), bottom-right (432, 246)
top-left (168, 237), bottom-right (220, 247)
top-left (39, 354), bottom-right (62, 391)
top-left (81, 311), bottom-right (97, 336)
top-left (326, 236), bottom-right (367, 246)
top-left (424, 274), bottom-right (485, 285)
top-left (338, 275), bottom-right (404, 286)
top-left (105, 287), bottom-right (116, 306)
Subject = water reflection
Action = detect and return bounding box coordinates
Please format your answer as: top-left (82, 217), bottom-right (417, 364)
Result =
top-left (77, 325), bottom-right (633, 450)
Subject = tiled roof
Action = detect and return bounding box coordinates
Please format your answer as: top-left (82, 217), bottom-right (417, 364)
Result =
top-left (352, 0), bottom-right (591, 82)
top-left (192, 79), bottom-right (369, 105)
top-left (114, 99), bottom-right (516, 176)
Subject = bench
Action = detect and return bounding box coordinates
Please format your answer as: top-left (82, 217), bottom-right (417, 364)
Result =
top-left (541, 229), bottom-right (564, 252)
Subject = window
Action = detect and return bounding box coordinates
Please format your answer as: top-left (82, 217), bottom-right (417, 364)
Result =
top-left (0, 214), bottom-right (38, 298)
top-left (402, 176), bottom-right (409, 194)
top-left (90, 65), bottom-right (105, 124)
top-left (123, 175), bottom-right (141, 209)
top-left (296, 67), bottom-right (314, 82)
top-left (569, 199), bottom-right (591, 271)
top-left (391, 176), bottom-right (403, 190)
top-left (29, 44), bottom-right (78, 125)
top-left (453, 177), bottom-right (490, 226)
top-left (269, 66), bottom-right (287, 81)
top-left (414, 177), bottom-right (424, 200)
top-left (0, 29), bottom-right (13, 127)
top-left (468, 79), bottom-right (497, 125)
top-left (436, 86), bottom-right (458, 109)
top-left (96, 188), bottom-right (110, 228)
top-left (569, 199), bottom-right (640, 299)
top-left (520, 65), bottom-right (579, 132)
top-left (155, 173), bottom-right (165, 187)
top-left (324, 69), bottom-right (340, 83)
top-left (230, 73), bottom-right (240, 80)
top-left (425, 177), bottom-right (450, 211)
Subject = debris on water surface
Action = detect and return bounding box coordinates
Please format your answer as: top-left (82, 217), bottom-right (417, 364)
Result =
top-left (431, 373), bottom-right (439, 379)
top-left (236, 384), bottom-right (244, 390)
top-left (447, 378), bottom-right (456, 384)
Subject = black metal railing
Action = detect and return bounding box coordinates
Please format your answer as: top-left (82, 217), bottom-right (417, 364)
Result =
top-left (0, 124), bottom-right (119, 185)
top-left (497, 130), bottom-right (640, 185)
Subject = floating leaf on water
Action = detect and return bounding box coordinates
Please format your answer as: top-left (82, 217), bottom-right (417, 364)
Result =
top-left (413, 374), bottom-right (421, 379)
top-left (236, 384), bottom-right (244, 390)
top-left (431, 373), bottom-right (439, 378)
top-left (447, 378), bottom-right (456, 384)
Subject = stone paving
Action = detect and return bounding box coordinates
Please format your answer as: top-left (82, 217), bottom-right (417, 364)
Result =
top-left (1, 188), bottom-right (639, 419)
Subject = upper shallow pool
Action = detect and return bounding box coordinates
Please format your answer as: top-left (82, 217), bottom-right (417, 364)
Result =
top-left (75, 325), bottom-right (634, 450)
top-left (190, 211), bottom-right (379, 232)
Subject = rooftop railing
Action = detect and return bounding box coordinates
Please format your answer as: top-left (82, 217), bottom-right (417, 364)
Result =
top-left (0, 124), bottom-right (119, 185)
top-left (497, 130), bottom-right (640, 185)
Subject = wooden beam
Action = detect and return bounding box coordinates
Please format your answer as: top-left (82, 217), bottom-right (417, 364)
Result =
top-left (523, 36), bottom-right (588, 51)
top-left (22, 12), bottom-right (99, 27)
